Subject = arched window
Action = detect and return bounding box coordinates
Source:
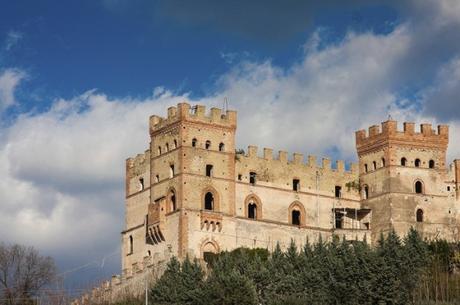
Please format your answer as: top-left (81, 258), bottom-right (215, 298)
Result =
top-left (416, 209), bottom-right (424, 222)
top-left (373, 161), bottom-right (377, 170)
top-left (204, 192), bottom-right (214, 210)
top-left (157, 146), bottom-right (162, 155)
top-left (289, 202), bottom-right (305, 226)
top-left (155, 175), bottom-right (159, 183)
top-left (429, 160), bottom-right (435, 169)
top-left (415, 158), bottom-right (421, 167)
top-left (219, 142), bottom-right (225, 152)
top-left (205, 140), bottom-right (211, 150)
top-left (364, 164), bottom-right (368, 172)
top-left (168, 190), bottom-right (176, 212)
top-left (401, 157), bottom-right (407, 166)
top-left (381, 158), bottom-right (386, 167)
top-left (415, 181), bottom-right (423, 194)
top-left (248, 203), bottom-right (257, 219)
top-left (173, 139), bottom-right (177, 149)
top-left (292, 210), bottom-right (301, 225)
top-left (165, 143), bottom-right (169, 152)
top-left (139, 178), bottom-right (144, 191)
top-left (129, 235), bottom-right (133, 254)
top-left (192, 138), bottom-right (197, 147)
top-left (363, 185), bottom-right (369, 199)
top-left (169, 164), bottom-right (175, 178)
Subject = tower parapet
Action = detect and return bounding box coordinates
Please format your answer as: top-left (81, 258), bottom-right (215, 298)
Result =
top-left (355, 120), bottom-right (448, 156)
top-left (149, 102), bottom-right (237, 135)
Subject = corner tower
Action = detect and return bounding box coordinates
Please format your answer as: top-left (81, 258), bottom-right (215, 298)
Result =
top-left (355, 120), bottom-right (453, 241)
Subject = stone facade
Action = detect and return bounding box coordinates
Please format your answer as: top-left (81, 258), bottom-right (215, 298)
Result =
top-left (73, 102), bottom-right (460, 304)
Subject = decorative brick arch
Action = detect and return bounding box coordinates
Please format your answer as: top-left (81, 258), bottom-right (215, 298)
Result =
top-left (200, 239), bottom-right (220, 254)
top-left (201, 186), bottom-right (220, 211)
top-left (166, 187), bottom-right (178, 213)
top-left (288, 201), bottom-right (306, 226)
top-left (244, 194), bottom-right (263, 219)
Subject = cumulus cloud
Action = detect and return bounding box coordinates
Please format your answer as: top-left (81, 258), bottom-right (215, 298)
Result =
top-left (2, 0), bottom-right (460, 286)
top-left (0, 69), bottom-right (26, 112)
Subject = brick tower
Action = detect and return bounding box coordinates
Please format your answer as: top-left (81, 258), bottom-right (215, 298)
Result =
top-left (355, 120), bottom-right (455, 242)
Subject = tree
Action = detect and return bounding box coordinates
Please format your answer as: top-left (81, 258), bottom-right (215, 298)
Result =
top-left (0, 243), bottom-right (57, 305)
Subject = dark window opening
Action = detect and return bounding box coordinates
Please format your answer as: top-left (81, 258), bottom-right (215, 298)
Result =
top-left (238, 174), bottom-right (242, 181)
top-left (129, 235), bottom-right (133, 254)
top-left (139, 178), bottom-right (144, 191)
top-left (205, 140), bottom-right (211, 149)
top-left (364, 164), bottom-right (368, 172)
top-left (170, 164), bottom-right (175, 178)
top-left (416, 209), bottom-right (424, 222)
top-left (335, 213), bottom-right (343, 229)
top-left (249, 172), bottom-right (256, 185)
top-left (203, 252), bottom-right (217, 265)
top-left (165, 143), bottom-right (169, 152)
top-left (206, 164), bottom-right (213, 177)
top-left (415, 181), bottom-right (423, 194)
top-left (429, 160), bottom-right (435, 169)
top-left (173, 139), bottom-right (177, 149)
top-left (401, 157), bottom-right (407, 166)
top-left (170, 192), bottom-right (176, 211)
top-left (335, 186), bottom-right (342, 198)
top-left (192, 138), bottom-right (197, 147)
top-left (448, 186), bottom-right (451, 191)
top-left (292, 210), bottom-right (301, 226)
top-left (158, 146), bottom-right (162, 155)
top-left (147, 250), bottom-right (151, 256)
top-left (415, 159), bottom-right (421, 167)
top-left (373, 161), bottom-right (377, 170)
top-left (204, 192), bottom-right (214, 210)
top-left (155, 175), bottom-right (159, 183)
top-left (364, 186), bottom-right (369, 199)
top-left (219, 142), bottom-right (225, 152)
top-left (248, 203), bottom-right (257, 219)
top-left (382, 158), bottom-right (386, 167)
top-left (293, 179), bottom-right (300, 191)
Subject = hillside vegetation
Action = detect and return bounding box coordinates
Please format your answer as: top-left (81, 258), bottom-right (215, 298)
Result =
top-left (109, 228), bottom-right (460, 305)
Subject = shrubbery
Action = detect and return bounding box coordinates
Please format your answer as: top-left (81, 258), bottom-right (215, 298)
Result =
top-left (150, 228), bottom-right (460, 305)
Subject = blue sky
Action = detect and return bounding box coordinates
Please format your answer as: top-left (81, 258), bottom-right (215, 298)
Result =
top-left (1, 0), bottom-right (460, 293)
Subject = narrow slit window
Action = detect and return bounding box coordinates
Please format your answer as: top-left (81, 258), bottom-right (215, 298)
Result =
top-left (173, 139), bottom-right (177, 149)
top-left (364, 185), bottom-right (369, 199)
top-left (238, 174), bottom-right (242, 181)
top-left (205, 140), bottom-right (211, 150)
top-left (158, 146), bottom-right (162, 155)
top-left (364, 164), bottom-right (368, 172)
top-left (381, 158), bottom-right (386, 167)
top-left (293, 179), bottom-right (300, 191)
top-left (206, 164), bottom-right (213, 177)
top-left (249, 172), bottom-right (256, 185)
top-left (155, 175), bottom-right (159, 183)
top-left (219, 142), bottom-right (225, 152)
top-left (139, 178), bottom-right (144, 191)
top-left (416, 209), bottom-right (424, 222)
top-left (129, 235), bottom-right (133, 254)
top-left (169, 164), bottom-right (175, 178)
top-left (373, 161), bottom-right (377, 170)
top-left (335, 186), bottom-right (342, 198)
top-left (415, 158), bottom-right (421, 167)
top-left (429, 160), bottom-right (435, 169)
top-left (192, 138), bottom-right (197, 147)
top-left (165, 143), bottom-right (169, 152)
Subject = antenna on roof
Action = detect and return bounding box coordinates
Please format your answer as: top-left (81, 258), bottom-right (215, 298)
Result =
top-left (223, 97), bottom-right (228, 112)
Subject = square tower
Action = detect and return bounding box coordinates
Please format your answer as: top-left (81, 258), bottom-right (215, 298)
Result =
top-left (355, 120), bottom-right (453, 242)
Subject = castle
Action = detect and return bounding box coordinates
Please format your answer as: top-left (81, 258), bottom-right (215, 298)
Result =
top-left (121, 102), bottom-right (460, 271)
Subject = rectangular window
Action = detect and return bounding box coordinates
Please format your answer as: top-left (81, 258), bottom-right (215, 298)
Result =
top-left (249, 172), bottom-right (256, 185)
top-left (293, 179), bottom-right (300, 191)
top-left (206, 164), bottom-right (213, 177)
top-left (335, 186), bottom-right (342, 198)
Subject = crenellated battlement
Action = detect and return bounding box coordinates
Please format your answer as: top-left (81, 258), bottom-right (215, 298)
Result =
top-left (356, 120), bottom-right (449, 154)
top-left (149, 102), bottom-right (237, 134)
top-left (126, 149), bottom-right (150, 178)
top-left (242, 145), bottom-right (358, 174)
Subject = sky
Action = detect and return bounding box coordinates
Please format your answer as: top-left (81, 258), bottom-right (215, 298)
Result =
top-left (1, 0), bottom-right (460, 292)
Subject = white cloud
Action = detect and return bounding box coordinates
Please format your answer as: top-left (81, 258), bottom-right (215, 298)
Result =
top-left (0, 69), bottom-right (26, 111)
top-left (2, 0), bottom-right (460, 285)
top-left (4, 30), bottom-right (23, 51)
